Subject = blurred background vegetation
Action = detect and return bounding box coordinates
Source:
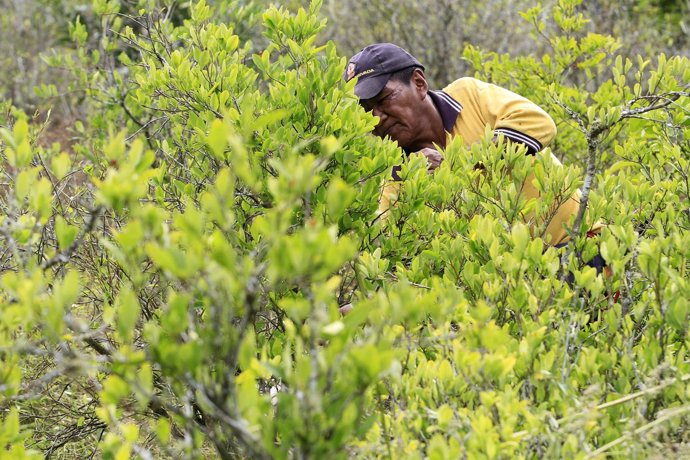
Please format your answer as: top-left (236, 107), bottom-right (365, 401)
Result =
top-left (0, 0), bottom-right (688, 457)
top-left (1, 0), bottom-right (688, 125)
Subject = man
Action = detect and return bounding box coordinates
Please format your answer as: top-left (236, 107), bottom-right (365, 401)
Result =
top-left (344, 43), bottom-right (601, 247)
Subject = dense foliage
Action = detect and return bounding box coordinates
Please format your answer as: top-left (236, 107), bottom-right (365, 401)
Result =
top-left (1, 0), bottom-right (689, 458)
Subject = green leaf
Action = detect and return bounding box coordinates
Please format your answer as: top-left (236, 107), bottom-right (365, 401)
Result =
top-left (511, 222), bottom-right (530, 255)
top-left (238, 329), bottom-right (256, 370)
top-left (15, 168), bottom-right (37, 202)
top-left (155, 418), bottom-right (171, 444)
top-left (115, 220), bottom-right (144, 253)
top-left (15, 139), bottom-right (33, 167)
top-left (254, 108), bottom-right (289, 130)
top-left (207, 118), bottom-right (228, 160)
top-left (100, 375), bottom-right (130, 405)
top-left (667, 297), bottom-right (688, 331)
top-left (29, 178), bottom-right (53, 223)
top-left (13, 118), bottom-right (29, 144)
top-left (161, 292), bottom-right (189, 335)
top-left (50, 153), bottom-right (72, 180)
top-left (326, 178), bottom-right (355, 220)
top-left (145, 243), bottom-right (196, 279)
top-left (116, 287), bottom-right (141, 342)
top-left (605, 161), bottom-right (639, 175)
top-left (322, 320), bottom-right (345, 336)
top-left (4, 407), bottom-right (20, 437)
top-left (437, 404), bottom-right (454, 429)
top-left (53, 270), bottom-right (80, 309)
top-left (55, 216), bottom-right (78, 250)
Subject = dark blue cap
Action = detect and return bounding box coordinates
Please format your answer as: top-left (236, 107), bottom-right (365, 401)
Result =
top-left (344, 43), bottom-right (424, 99)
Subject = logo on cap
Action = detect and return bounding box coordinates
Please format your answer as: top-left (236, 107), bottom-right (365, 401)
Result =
top-left (346, 62), bottom-right (356, 81)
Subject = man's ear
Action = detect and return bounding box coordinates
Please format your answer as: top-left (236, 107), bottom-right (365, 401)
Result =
top-left (411, 69), bottom-right (428, 99)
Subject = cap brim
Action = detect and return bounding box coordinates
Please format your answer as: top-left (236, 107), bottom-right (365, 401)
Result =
top-left (354, 74), bottom-right (390, 99)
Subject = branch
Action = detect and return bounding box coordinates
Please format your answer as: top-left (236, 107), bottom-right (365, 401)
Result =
top-left (587, 404), bottom-right (690, 458)
top-left (512, 373), bottom-right (690, 441)
top-left (184, 377), bottom-right (271, 460)
top-left (65, 315), bottom-right (114, 356)
top-left (622, 89), bottom-right (690, 119)
top-left (554, 99), bottom-right (600, 278)
top-left (552, 98), bottom-right (587, 133)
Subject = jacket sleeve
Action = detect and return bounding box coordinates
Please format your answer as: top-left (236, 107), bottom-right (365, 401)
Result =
top-left (472, 78), bottom-right (557, 154)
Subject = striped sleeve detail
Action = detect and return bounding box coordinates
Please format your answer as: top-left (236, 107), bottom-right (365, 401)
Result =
top-left (436, 90), bottom-right (463, 112)
top-left (493, 127), bottom-right (542, 154)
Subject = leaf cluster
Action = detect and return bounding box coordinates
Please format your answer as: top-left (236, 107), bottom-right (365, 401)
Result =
top-left (0, 0), bottom-right (689, 458)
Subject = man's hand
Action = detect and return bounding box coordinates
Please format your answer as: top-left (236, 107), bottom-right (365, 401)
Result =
top-left (414, 147), bottom-right (444, 173)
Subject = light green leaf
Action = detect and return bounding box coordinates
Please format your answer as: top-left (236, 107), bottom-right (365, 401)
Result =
top-left (55, 216), bottom-right (78, 250)
top-left (116, 287), bottom-right (141, 342)
top-left (50, 153), bottom-right (72, 180)
top-left (207, 118), bottom-right (228, 160)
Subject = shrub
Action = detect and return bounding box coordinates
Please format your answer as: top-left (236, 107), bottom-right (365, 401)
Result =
top-left (0, 0), bottom-right (688, 458)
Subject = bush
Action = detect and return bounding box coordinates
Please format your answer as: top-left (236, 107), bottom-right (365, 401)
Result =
top-left (0, 0), bottom-right (689, 458)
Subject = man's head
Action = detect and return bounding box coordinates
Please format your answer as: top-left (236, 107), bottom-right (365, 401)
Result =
top-left (345, 43), bottom-right (435, 150)
top-left (343, 43), bottom-right (424, 99)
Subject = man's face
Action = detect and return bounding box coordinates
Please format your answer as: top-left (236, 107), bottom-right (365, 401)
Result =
top-left (360, 76), bottom-right (425, 149)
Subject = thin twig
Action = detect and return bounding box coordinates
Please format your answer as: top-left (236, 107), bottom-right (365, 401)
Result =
top-left (42, 205), bottom-right (104, 270)
top-left (512, 373), bottom-right (690, 440)
top-left (587, 404), bottom-right (690, 458)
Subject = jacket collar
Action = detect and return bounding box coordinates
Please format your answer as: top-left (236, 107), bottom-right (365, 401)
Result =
top-left (391, 90), bottom-right (462, 180)
top-left (428, 90), bottom-right (462, 132)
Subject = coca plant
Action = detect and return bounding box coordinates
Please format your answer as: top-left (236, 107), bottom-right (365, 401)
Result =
top-left (0, 0), bottom-right (688, 458)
